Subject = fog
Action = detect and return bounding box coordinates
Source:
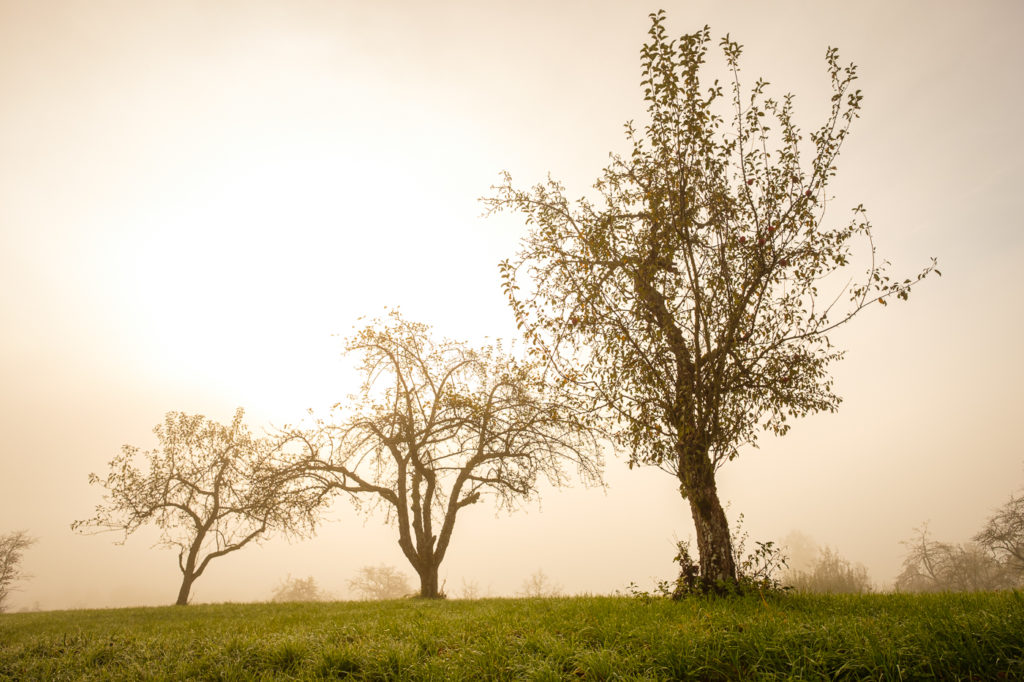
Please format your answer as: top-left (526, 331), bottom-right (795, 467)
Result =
top-left (1, 0), bottom-right (1022, 610)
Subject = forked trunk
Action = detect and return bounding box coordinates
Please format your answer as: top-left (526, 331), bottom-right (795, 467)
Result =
top-left (678, 442), bottom-right (737, 591)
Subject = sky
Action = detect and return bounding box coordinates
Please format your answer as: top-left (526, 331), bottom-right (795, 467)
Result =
top-left (1, 0), bottom-right (1022, 610)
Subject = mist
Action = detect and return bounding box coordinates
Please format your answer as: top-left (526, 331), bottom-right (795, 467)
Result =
top-left (2, 0), bottom-right (1022, 612)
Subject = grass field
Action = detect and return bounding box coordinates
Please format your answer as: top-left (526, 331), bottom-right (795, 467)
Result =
top-left (2, 591), bottom-right (1022, 680)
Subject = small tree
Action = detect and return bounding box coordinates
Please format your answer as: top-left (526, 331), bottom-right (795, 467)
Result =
top-left (974, 493), bottom-right (1024, 577)
top-left (0, 531), bottom-right (36, 613)
top-left (348, 564), bottom-right (412, 600)
top-left (73, 409), bottom-right (326, 605)
top-left (458, 577), bottom-right (482, 600)
top-left (271, 575), bottom-right (332, 602)
top-left (485, 11), bottom-right (936, 590)
top-left (287, 312), bottom-right (603, 598)
top-left (519, 568), bottom-right (561, 598)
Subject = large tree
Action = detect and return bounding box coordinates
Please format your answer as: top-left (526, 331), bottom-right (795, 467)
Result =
top-left (285, 312), bottom-right (603, 598)
top-left (74, 409), bottom-right (326, 605)
top-left (485, 12), bottom-right (936, 589)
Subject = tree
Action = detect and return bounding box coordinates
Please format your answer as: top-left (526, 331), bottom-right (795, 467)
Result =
top-left (974, 493), bottom-right (1024, 577)
top-left (271, 574), bottom-right (333, 602)
top-left (519, 568), bottom-right (561, 598)
top-left (784, 546), bottom-right (872, 594)
top-left (485, 11), bottom-right (936, 590)
top-left (782, 530), bottom-right (820, 572)
top-left (457, 577), bottom-right (483, 600)
top-left (895, 525), bottom-right (1016, 593)
top-left (0, 531), bottom-right (36, 613)
top-left (73, 409), bottom-right (326, 606)
top-left (286, 312), bottom-right (603, 598)
top-left (347, 564), bottom-right (413, 601)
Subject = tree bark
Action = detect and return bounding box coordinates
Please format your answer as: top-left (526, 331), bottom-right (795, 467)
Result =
top-left (175, 532), bottom-right (204, 606)
top-left (175, 573), bottom-right (194, 606)
top-left (678, 442), bottom-right (737, 590)
top-left (417, 560), bottom-right (441, 599)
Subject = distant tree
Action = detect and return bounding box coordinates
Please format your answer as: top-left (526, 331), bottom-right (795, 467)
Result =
top-left (974, 493), bottom-right (1024, 577)
top-left (0, 530), bottom-right (36, 613)
top-left (73, 409), bottom-right (327, 606)
top-left (458, 577), bottom-right (482, 600)
top-left (485, 11), bottom-right (936, 590)
top-left (519, 569), bottom-right (561, 598)
top-left (271, 575), bottom-right (332, 603)
top-left (785, 546), bottom-right (872, 594)
top-left (286, 312), bottom-right (603, 598)
top-left (781, 531), bottom-right (820, 573)
top-left (348, 564), bottom-right (412, 601)
top-left (16, 601), bottom-right (42, 613)
top-left (895, 525), bottom-right (1016, 593)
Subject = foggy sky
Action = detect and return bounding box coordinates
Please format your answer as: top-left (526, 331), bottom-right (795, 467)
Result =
top-left (1, 0), bottom-right (1022, 610)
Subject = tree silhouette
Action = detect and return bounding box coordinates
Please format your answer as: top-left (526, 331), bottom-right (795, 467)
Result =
top-left (0, 531), bottom-right (36, 613)
top-left (285, 312), bottom-right (603, 598)
top-left (974, 493), bottom-right (1024, 577)
top-left (271, 575), bottom-right (332, 602)
top-left (347, 564), bottom-right (413, 601)
top-left (74, 409), bottom-right (327, 605)
top-left (896, 524), bottom-right (1016, 593)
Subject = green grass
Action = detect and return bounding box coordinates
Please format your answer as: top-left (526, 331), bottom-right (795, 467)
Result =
top-left (1, 592), bottom-right (1022, 679)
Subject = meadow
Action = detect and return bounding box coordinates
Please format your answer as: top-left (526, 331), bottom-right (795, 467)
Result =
top-left (1, 592), bottom-right (1022, 680)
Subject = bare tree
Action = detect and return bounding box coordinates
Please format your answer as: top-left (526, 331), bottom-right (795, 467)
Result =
top-left (0, 531), bottom-right (36, 613)
top-left (348, 564), bottom-right (412, 600)
top-left (896, 524), bottom-right (1016, 593)
top-left (974, 493), bottom-right (1024, 577)
top-left (73, 409), bottom-right (327, 605)
top-left (457, 577), bottom-right (482, 600)
top-left (271, 574), bottom-right (333, 602)
top-left (485, 11), bottom-right (936, 590)
top-left (286, 312), bottom-right (603, 598)
top-left (519, 568), bottom-right (561, 598)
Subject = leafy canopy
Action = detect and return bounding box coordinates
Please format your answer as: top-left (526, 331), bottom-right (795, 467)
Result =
top-left (486, 12), bottom-right (937, 475)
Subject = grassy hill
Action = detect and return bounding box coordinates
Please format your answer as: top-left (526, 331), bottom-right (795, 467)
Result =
top-left (2, 592), bottom-right (1022, 679)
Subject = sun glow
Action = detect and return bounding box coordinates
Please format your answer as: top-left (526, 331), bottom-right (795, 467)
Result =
top-left (108, 149), bottom-right (407, 420)
top-left (95, 113), bottom-right (507, 424)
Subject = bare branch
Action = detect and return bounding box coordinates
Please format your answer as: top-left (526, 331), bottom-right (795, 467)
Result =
top-left (292, 311), bottom-right (605, 598)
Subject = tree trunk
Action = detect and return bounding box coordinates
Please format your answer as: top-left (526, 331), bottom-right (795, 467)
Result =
top-left (678, 442), bottom-right (737, 591)
top-left (176, 534), bottom-right (203, 606)
top-left (417, 561), bottom-right (441, 599)
top-left (687, 481), bottom-right (736, 589)
top-left (175, 573), bottom-right (195, 606)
